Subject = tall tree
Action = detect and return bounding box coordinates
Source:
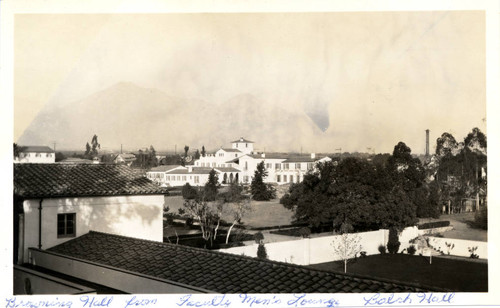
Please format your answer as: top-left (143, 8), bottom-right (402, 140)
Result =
top-left (204, 169), bottom-right (219, 201)
top-left (85, 142), bottom-right (91, 157)
top-left (221, 183), bottom-right (251, 244)
top-left (251, 161), bottom-right (276, 201)
top-left (184, 145), bottom-right (190, 158)
top-left (194, 149), bottom-right (201, 160)
top-left (90, 134), bottom-right (100, 156)
top-left (13, 143), bottom-right (20, 159)
top-left (201, 146), bottom-right (206, 157)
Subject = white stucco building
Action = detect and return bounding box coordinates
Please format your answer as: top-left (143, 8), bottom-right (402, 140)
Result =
top-left (14, 163), bottom-right (167, 264)
top-left (15, 146), bottom-right (55, 163)
top-left (147, 138), bottom-right (331, 187)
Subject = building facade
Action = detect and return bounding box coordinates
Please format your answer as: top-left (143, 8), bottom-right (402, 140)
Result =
top-left (15, 146), bottom-right (55, 163)
top-left (147, 138), bottom-right (331, 187)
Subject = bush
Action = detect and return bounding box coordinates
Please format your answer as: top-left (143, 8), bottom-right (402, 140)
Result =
top-left (387, 227), bottom-right (400, 254)
top-left (253, 232), bottom-right (264, 244)
top-left (474, 206), bottom-right (487, 230)
top-left (378, 244), bottom-right (387, 254)
top-left (182, 183), bottom-right (198, 200)
top-left (417, 221), bottom-right (450, 230)
top-left (298, 227), bottom-right (311, 238)
top-left (407, 245), bottom-right (416, 255)
top-left (185, 217), bottom-right (194, 227)
top-left (257, 243), bottom-right (268, 259)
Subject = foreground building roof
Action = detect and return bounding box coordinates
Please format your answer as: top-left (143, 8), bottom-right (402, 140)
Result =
top-left (48, 231), bottom-right (432, 293)
top-left (14, 163), bottom-right (167, 198)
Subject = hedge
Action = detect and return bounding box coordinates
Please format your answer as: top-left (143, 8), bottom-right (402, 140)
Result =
top-left (417, 221), bottom-right (450, 230)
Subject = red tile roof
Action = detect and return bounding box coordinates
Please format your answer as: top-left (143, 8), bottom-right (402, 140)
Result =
top-left (19, 146), bottom-right (55, 153)
top-left (14, 163), bottom-right (167, 198)
top-left (48, 231), bottom-right (436, 294)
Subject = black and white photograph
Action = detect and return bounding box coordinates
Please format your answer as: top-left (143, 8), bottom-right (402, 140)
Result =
top-left (2, 0), bottom-right (499, 305)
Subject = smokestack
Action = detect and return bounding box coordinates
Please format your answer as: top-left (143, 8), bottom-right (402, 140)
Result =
top-left (425, 129), bottom-right (430, 157)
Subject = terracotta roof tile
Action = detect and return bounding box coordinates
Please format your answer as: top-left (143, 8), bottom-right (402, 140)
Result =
top-left (48, 231), bottom-right (438, 294)
top-left (14, 163), bottom-right (167, 198)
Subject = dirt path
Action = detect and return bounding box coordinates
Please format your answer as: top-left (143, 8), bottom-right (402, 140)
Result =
top-left (419, 212), bottom-right (487, 242)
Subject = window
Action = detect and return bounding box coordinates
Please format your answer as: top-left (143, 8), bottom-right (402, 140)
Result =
top-left (283, 175), bottom-right (287, 182)
top-left (295, 163), bottom-right (301, 170)
top-left (182, 176), bottom-right (186, 181)
top-left (212, 162), bottom-right (216, 167)
top-left (46, 153), bottom-right (52, 157)
top-left (245, 162), bottom-right (248, 171)
top-left (35, 153), bottom-right (41, 157)
top-left (283, 163), bottom-right (289, 170)
top-left (246, 143), bottom-right (248, 148)
top-left (290, 175), bottom-right (294, 183)
top-left (307, 163), bottom-right (313, 170)
top-left (57, 213), bottom-right (76, 238)
top-left (275, 163), bottom-right (280, 170)
top-left (277, 175), bottom-right (281, 182)
top-left (266, 163), bottom-right (272, 169)
top-left (194, 176), bottom-right (199, 184)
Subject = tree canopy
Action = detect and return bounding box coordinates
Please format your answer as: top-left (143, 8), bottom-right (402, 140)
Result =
top-left (251, 161), bottom-right (276, 201)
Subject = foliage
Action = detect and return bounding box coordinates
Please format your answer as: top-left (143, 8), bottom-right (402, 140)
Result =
top-left (131, 145), bottom-right (158, 169)
top-left (417, 221), bottom-right (450, 229)
top-left (253, 232), bottom-right (265, 244)
top-left (13, 143), bottom-right (20, 159)
top-left (407, 245), bottom-right (416, 255)
top-left (182, 183), bottom-right (199, 200)
top-left (201, 145), bottom-right (206, 157)
top-left (281, 157), bottom-right (417, 232)
top-left (298, 227), bottom-right (311, 238)
top-left (468, 246), bottom-right (479, 259)
top-left (84, 134), bottom-right (100, 159)
top-left (257, 243), bottom-right (268, 259)
top-left (184, 145), bottom-right (189, 157)
top-left (444, 242), bottom-right (455, 255)
top-left (222, 183), bottom-right (252, 244)
top-left (203, 169), bottom-right (219, 201)
top-left (474, 206), bottom-right (487, 230)
top-left (55, 152), bottom-right (67, 162)
top-left (378, 245), bottom-right (387, 254)
top-left (251, 161), bottom-right (276, 201)
top-left (182, 198), bottom-right (222, 247)
top-left (387, 227), bottom-right (400, 254)
top-left (331, 223), bottom-right (362, 273)
top-left (194, 149), bottom-right (201, 159)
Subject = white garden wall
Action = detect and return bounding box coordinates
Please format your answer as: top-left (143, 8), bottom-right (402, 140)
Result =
top-left (219, 230), bottom-right (388, 265)
top-left (426, 237), bottom-right (487, 259)
top-left (220, 226), bottom-right (488, 265)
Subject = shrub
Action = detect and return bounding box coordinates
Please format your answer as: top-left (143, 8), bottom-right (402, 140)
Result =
top-left (253, 232), bottom-right (264, 244)
top-left (185, 217), bottom-right (194, 227)
top-left (182, 183), bottom-right (198, 200)
top-left (298, 227), bottom-right (311, 238)
top-left (387, 227), bottom-right (400, 254)
top-left (474, 206), bottom-right (487, 230)
top-left (417, 221), bottom-right (450, 230)
top-left (378, 244), bottom-right (387, 254)
top-left (360, 251), bottom-right (367, 258)
top-left (468, 246), bottom-right (479, 259)
top-left (407, 245), bottom-right (416, 255)
top-left (257, 243), bottom-right (268, 259)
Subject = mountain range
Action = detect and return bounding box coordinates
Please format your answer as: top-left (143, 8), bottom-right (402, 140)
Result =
top-left (17, 82), bottom-right (331, 153)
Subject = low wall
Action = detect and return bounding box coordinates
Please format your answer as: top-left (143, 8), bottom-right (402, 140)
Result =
top-left (418, 226), bottom-right (454, 236)
top-left (426, 237), bottom-right (488, 259)
top-left (219, 230), bottom-right (387, 265)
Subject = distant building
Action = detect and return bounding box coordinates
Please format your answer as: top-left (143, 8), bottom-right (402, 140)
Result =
top-left (146, 165), bottom-right (241, 187)
top-left (13, 163), bottom-right (167, 264)
top-left (15, 146), bottom-right (55, 164)
top-left (148, 137), bottom-right (331, 187)
top-left (113, 153), bottom-right (136, 166)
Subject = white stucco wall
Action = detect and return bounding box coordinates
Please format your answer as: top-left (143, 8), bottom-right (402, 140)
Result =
top-left (21, 194), bottom-right (164, 263)
top-left (16, 152), bottom-right (56, 163)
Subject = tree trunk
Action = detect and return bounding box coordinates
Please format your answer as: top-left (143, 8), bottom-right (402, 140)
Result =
top-left (226, 221), bottom-right (236, 244)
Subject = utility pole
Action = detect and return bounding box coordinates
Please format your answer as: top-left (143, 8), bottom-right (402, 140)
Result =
top-left (121, 144), bottom-right (123, 154)
top-left (53, 142), bottom-right (56, 153)
top-left (175, 144), bottom-right (177, 155)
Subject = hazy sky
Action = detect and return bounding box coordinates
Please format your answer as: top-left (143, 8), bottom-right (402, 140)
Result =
top-left (14, 11), bottom-right (486, 153)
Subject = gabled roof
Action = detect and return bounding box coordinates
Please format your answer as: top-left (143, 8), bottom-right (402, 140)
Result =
top-left (14, 164), bottom-right (167, 198)
top-left (149, 165), bottom-right (184, 172)
top-left (231, 137), bottom-right (254, 144)
top-left (48, 231), bottom-right (433, 294)
top-left (165, 167), bottom-right (213, 175)
top-left (218, 148), bottom-right (242, 153)
top-left (18, 146), bottom-right (55, 153)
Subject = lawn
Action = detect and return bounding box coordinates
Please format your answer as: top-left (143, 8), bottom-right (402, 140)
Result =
top-left (164, 195), bottom-right (294, 228)
top-left (308, 254), bottom-right (488, 292)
